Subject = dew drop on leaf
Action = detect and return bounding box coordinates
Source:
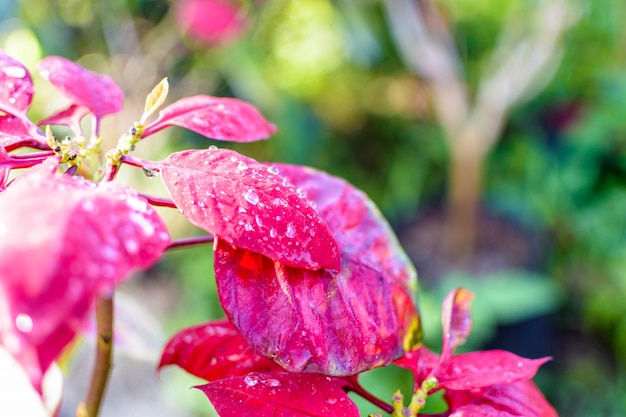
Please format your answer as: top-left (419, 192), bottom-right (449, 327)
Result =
top-left (209, 145), bottom-right (218, 150)
top-left (15, 314), bottom-right (33, 333)
top-left (244, 375), bottom-right (259, 387)
top-left (266, 165), bottom-right (279, 175)
top-left (243, 189), bottom-right (259, 205)
top-left (285, 222), bottom-right (296, 238)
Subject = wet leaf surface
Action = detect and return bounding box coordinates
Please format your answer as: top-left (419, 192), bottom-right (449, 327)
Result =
top-left (214, 164), bottom-right (419, 376)
top-left (160, 149), bottom-right (339, 270)
top-left (142, 95), bottom-right (276, 142)
top-left (436, 350), bottom-right (550, 390)
top-left (0, 51), bottom-right (34, 118)
top-left (197, 372), bottom-right (359, 417)
top-left (37, 56), bottom-right (124, 132)
top-left (445, 380), bottom-right (558, 417)
top-left (0, 159), bottom-right (170, 390)
top-left (159, 318), bottom-right (282, 381)
top-left (0, 115), bottom-right (45, 152)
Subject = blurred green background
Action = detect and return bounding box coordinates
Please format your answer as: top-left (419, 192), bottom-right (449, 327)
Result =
top-left (3, 0), bottom-right (626, 415)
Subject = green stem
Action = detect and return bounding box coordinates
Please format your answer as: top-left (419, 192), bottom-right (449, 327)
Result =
top-left (77, 296), bottom-right (114, 417)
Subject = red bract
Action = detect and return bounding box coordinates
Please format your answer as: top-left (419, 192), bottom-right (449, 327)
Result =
top-left (395, 288), bottom-right (556, 416)
top-left (0, 159), bottom-right (170, 391)
top-left (197, 372), bottom-right (359, 417)
top-left (175, 0), bottom-right (247, 46)
top-left (159, 318), bottom-right (282, 380)
top-left (141, 95), bottom-right (276, 142)
top-left (446, 380), bottom-right (558, 417)
top-left (38, 56), bottom-right (124, 134)
top-left (160, 149), bottom-right (340, 270)
top-left (215, 164), bottom-right (419, 376)
top-left (0, 51), bottom-right (35, 118)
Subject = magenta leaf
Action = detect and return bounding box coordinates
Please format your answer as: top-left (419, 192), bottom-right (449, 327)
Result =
top-left (0, 116), bottom-right (46, 152)
top-left (436, 350), bottom-right (551, 391)
top-left (159, 318), bottom-right (282, 381)
top-left (37, 56), bottom-right (124, 133)
top-left (445, 380), bottom-right (558, 417)
top-left (0, 159), bottom-right (170, 390)
top-left (196, 372), bottom-right (359, 417)
top-left (214, 164), bottom-right (419, 376)
top-left (141, 95), bottom-right (276, 142)
top-left (160, 149), bottom-right (340, 270)
top-left (37, 104), bottom-right (90, 136)
top-left (440, 287), bottom-right (474, 362)
top-left (0, 51), bottom-right (34, 118)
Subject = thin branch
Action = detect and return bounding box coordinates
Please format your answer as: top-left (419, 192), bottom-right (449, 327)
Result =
top-left (120, 154), bottom-right (160, 171)
top-left (140, 193), bottom-right (177, 208)
top-left (9, 150), bottom-right (56, 159)
top-left (167, 235), bottom-right (215, 250)
top-left (77, 296), bottom-right (114, 417)
top-left (342, 377), bottom-right (394, 415)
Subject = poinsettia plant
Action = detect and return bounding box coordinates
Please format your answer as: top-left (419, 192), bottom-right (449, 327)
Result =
top-left (0, 50), bottom-right (556, 417)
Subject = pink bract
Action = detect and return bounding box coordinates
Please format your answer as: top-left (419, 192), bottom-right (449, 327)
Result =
top-left (0, 159), bottom-right (170, 391)
top-left (142, 95), bottom-right (276, 142)
top-left (0, 51), bottom-right (35, 118)
top-left (160, 149), bottom-right (340, 271)
top-left (175, 0), bottom-right (247, 46)
top-left (37, 56), bottom-right (124, 134)
top-left (214, 164), bottom-right (419, 376)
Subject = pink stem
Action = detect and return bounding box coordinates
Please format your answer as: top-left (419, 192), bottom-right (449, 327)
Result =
top-left (341, 377), bottom-right (394, 414)
top-left (120, 154), bottom-right (160, 171)
top-left (140, 194), bottom-right (177, 208)
top-left (10, 150), bottom-right (56, 159)
top-left (0, 156), bottom-right (55, 169)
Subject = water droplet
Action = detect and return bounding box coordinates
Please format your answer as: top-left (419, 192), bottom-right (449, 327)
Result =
top-left (266, 165), bottom-right (279, 175)
top-left (243, 189), bottom-right (259, 205)
top-left (183, 334), bottom-right (193, 343)
top-left (326, 397), bottom-right (337, 405)
top-left (197, 201), bottom-right (206, 208)
top-left (15, 314), bottom-right (33, 333)
top-left (265, 378), bottom-right (281, 387)
top-left (273, 198), bottom-right (287, 207)
top-left (255, 215), bottom-right (263, 227)
top-left (237, 161), bottom-right (248, 171)
top-left (286, 222), bottom-right (296, 238)
top-left (244, 223), bottom-right (254, 231)
top-left (125, 239), bottom-right (139, 254)
top-left (244, 375), bottom-right (259, 387)
top-left (296, 188), bottom-right (307, 199)
top-left (192, 116), bottom-right (210, 127)
top-left (517, 361), bottom-right (524, 368)
top-left (209, 145), bottom-right (218, 150)
top-left (270, 228), bottom-right (277, 238)
top-left (3, 66), bottom-right (26, 78)
top-left (7, 97), bottom-right (16, 104)
top-left (238, 206), bottom-right (247, 213)
top-left (143, 168), bottom-right (159, 178)
top-left (281, 177), bottom-right (290, 187)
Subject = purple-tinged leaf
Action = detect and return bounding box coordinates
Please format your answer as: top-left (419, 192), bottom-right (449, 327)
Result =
top-left (37, 104), bottom-right (90, 136)
top-left (197, 372), bottom-right (359, 417)
top-left (142, 95), bottom-right (276, 142)
top-left (440, 288), bottom-right (474, 362)
top-left (215, 164), bottom-right (419, 376)
top-left (436, 350), bottom-right (551, 391)
top-left (0, 115), bottom-right (46, 152)
top-left (37, 56), bottom-right (124, 133)
top-left (445, 380), bottom-right (558, 417)
top-left (0, 159), bottom-right (170, 391)
top-left (160, 149), bottom-right (340, 270)
top-left (159, 318), bottom-right (282, 381)
top-left (0, 51), bottom-right (34, 117)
